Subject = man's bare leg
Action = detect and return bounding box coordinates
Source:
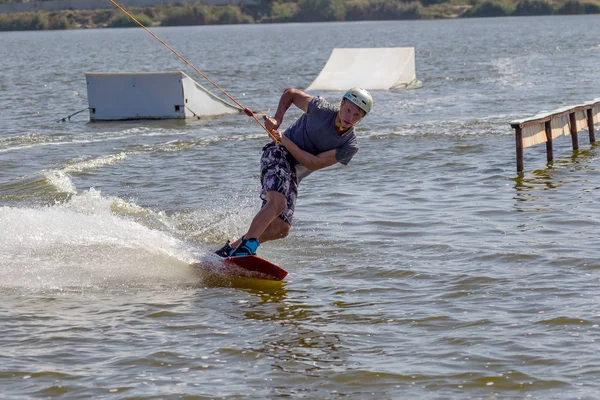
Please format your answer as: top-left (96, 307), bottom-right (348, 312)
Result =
top-left (230, 190), bottom-right (289, 248)
top-left (259, 217), bottom-right (290, 243)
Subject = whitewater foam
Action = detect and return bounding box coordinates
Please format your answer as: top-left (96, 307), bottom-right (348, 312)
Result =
top-left (0, 189), bottom-right (201, 291)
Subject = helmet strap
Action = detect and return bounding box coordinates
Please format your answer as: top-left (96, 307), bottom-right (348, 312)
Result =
top-left (335, 110), bottom-right (350, 135)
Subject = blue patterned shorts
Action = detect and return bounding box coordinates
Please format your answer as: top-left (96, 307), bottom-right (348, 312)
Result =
top-left (260, 143), bottom-right (298, 226)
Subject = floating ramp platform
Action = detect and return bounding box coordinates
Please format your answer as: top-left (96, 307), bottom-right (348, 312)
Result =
top-left (85, 71), bottom-right (242, 121)
top-left (306, 47), bottom-right (420, 91)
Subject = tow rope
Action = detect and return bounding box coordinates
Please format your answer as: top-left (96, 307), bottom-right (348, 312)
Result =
top-left (107, 0), bottom-right (278, 143)
top-left (57, 107), bottom-right (90, 122)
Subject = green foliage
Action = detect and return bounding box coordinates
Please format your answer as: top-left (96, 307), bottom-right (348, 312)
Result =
top-left (47, 13), bottom-right (73, 29)
top-left (420, 0), bottom-right (451, 6)
top-left (295, 0), bottom-right (346, 21)
top-left (0, 11), bottom-right (73, 30)
top-left (142, 7), bottom-right (158, 19)
top-left (91, 10), bottom-right (113, 25)
top-left (583, 2), bottom-right (600, 12)
top-left (556, 0), bottom-right (586, 13)
top-left (331, 0), bottom-right (347, 20)
top-left (420, 2), bottom-right (469, 18)
top-left (0, 13), bottom-right (39, 30)
top-left (1, 0), bottom-right (599, 31)
top-left (160, 2), bottom-right (252, 25)
top-left (513, 0), bottom-right (554, 15)
top-left (262, 1), bottom-right (299, 22)
top-left (381, 0), bottom-right (421, 19)
top-left (162, 3), bottom-right (212, 26)
top-left (346, 0), bottom-right (421, 20)
top-left (217, 5), bottom-right (254, 24)
top-left (107, 13), bottom-right (153, 28)
top-left (465, 0), bottom-right (514, 16)
top-left (242, 0), bottom-right (276, 20)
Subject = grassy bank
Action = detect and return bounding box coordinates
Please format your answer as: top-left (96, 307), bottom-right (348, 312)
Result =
top-left (0, 0), bottom-right (599, 31)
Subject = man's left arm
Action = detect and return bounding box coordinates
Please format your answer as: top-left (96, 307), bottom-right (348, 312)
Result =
top-left (278, 135), bottom-right (338, 171)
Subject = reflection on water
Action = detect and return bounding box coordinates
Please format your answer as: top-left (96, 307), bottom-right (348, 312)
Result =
top-left (514, 168), bottom-right (563, 191)
top-left (512, 141), bottom-right (600, 215)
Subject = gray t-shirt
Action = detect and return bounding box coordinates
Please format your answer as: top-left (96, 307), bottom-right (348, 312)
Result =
top-left (284, 96), bottom-right (359, 167)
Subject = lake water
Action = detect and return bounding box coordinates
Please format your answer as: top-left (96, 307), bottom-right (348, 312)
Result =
top-left (2, 16), bottom-right (600, 399)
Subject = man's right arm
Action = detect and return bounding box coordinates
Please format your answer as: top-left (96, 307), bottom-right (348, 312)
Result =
top-left (265, 88), bottom-right (313, 132)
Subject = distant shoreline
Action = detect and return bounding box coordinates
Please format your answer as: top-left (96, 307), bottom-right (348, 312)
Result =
top-left (1, 0), bottom-right (599, 31)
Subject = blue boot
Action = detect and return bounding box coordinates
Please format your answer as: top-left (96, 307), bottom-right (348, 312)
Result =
top-left (230, 237), bottom-right (259, 257)
top-left (215, 241), bottom-right (234, 258)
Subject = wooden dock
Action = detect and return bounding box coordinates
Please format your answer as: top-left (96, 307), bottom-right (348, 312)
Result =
top-left (510, 99), bottom-right (600, 172)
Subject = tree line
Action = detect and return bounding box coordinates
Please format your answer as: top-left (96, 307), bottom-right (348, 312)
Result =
top-left (0, 0), bottom-right (598, 31)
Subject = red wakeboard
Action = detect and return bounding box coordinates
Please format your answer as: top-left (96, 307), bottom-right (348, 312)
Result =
top-left (224, 255), bottom-right (288, 281)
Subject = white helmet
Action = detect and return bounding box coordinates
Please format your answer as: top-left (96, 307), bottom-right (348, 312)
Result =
top-left (343, 87), bottom-right (373, 114)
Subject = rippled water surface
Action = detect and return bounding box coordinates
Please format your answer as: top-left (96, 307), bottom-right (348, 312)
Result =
top-left (2, 16), bottom-right (600, 399)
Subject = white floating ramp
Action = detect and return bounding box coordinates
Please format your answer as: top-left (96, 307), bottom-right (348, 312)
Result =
top-left (306, 47), bottom-right (420, 91)
top-left (85, 71), bottom-right (242, 121)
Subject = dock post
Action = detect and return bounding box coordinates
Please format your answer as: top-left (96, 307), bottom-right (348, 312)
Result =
top-left (587, 108), bottom-right (596, 144)
top-left (515, 126), bottom-right (524, 173)
top-left (545, 121), bottom-right (553, 164)
top-left (569, 113), bottom-right (579, 150)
